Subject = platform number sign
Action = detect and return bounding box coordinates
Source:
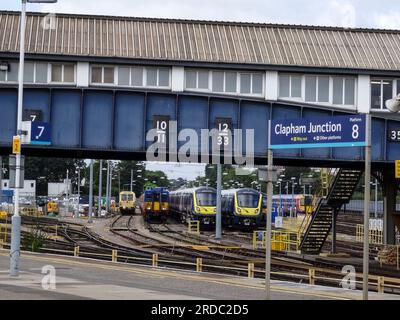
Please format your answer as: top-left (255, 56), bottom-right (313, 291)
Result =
top-left (215, 118), bottom-right (232, 149)
top-left (388, 125), bottom-right (400, 142)
top-left (23, 109), bottom-right (43, 122)
top-left (30, 122), bottom-right (51, 145)
top-left (153, 115), bottom-right (170, 147)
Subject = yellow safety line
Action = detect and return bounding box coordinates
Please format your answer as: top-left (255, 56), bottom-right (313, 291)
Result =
top-left (0, 251), bottom-right (353, 300)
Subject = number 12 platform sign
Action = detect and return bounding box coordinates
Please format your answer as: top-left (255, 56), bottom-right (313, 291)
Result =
top-left (270, 114), bottom-right (367, 149)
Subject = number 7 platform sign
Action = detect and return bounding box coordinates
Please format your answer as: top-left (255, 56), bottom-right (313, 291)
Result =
top-left (30, 122), bottom-right (51, 146)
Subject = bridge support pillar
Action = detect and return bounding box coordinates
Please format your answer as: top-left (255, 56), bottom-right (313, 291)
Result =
top-left (382, 169), bottom-right (398, 245)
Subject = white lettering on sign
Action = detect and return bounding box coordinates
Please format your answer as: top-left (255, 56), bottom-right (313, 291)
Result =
top-left (274, 122), bottom-right (343, 137)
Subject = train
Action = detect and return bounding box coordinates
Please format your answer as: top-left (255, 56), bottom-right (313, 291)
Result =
top-left (221, 188), bottom-right (263, 229)
top-left (169, 187), bottom-right (217, 226)
top-left (119, 191), bottom-right (137, 215)
top-left (139, 187), bottom-right (170, 222)
top-left (271, 194), bottom-right (314, 216)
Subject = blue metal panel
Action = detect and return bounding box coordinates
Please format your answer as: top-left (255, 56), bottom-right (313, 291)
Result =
top-left (209, 98), bottom-right (239, 158)
top-left (145, 93), bottom-right (177, 148)
top-left (371, 118), bottom-right (385, 161)
top-left (271, 104), bottom-right (301, 157)
top-left (240, 101), bottom-right (269, 157)
top-left (177, 96), bottom-right (208, 150)
top-left (209, 98), bottom-right (239, 129)
top-left (0, 89), bottom-right (17, 145)
top-left (301, 108), bottom-right (332, 159)
top-left (331, 111), bottom-right (362, 160)
top-left (51, 90), bottom-right (81, 147)
top-left (114, 91), bottom-right (145, 151)
top-left (82, 91), bottom-right (113, 149)
top-left (24, 89), bottom-right (50, 122)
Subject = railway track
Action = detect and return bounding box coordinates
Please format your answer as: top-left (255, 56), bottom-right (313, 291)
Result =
top-left (2, 214), bottom-right (400, 294)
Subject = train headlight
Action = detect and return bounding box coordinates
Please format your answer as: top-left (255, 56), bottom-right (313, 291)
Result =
top-left (213, 208), bottom-right (216, 213)
top-left (237, 207), bottom-right (242, 213)
top-left (196, 207), bottom-right (200, 212)
top-left (255, 209), bottom-right (259, 214)
top-left (146, 206), bottom-right (151, 210)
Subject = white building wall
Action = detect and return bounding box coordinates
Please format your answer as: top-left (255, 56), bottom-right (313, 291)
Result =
top-left (265, 71), bottom-right (278, 100)
top-left (76, 62), bottom-right (90, 87)
top-left (2, 180), bottom-right (36, 196)
top-left (357, 75), bottom-right (370, 113)
top-left (171, 66), bottom-right (184, 92)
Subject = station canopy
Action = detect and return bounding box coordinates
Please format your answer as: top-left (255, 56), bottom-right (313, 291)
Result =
top-left (1, 10), bottom-right (400, 71)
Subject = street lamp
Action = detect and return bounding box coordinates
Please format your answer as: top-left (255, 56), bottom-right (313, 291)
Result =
top-left (290, 177), bottom-right (296, 217)
top-left (10, 0), bottom-right (58, 277)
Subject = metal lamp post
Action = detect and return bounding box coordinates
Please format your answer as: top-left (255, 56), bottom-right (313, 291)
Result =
top-left (10, 0), bottom-right (58, 277)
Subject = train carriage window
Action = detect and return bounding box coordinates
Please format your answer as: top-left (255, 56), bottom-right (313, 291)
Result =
top-left (237, 193), bottom-right (259, 208)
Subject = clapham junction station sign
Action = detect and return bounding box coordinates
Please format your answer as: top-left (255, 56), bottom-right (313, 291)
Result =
top-left (270, 114), bottom-right (367, 149)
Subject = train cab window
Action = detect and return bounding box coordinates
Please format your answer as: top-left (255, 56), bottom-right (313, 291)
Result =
top-left (196, 192), bottom-right (216, 206)
top-left (237, 193), bottom-right (259, 208)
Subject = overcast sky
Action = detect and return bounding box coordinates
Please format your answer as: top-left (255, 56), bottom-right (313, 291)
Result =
top-left (2, 0), bottom-right (399, 180)
top-left (2, 0), bottom-right (400, 29)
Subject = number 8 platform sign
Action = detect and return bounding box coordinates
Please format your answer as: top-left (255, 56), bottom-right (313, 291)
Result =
top-left (270, 114), bottom-right (367, 149)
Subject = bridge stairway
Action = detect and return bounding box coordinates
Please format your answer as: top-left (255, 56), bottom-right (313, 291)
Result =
top-left (300, 169), bottom-right (363, 254)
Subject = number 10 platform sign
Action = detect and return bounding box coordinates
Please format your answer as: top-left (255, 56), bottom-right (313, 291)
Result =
top-left (269, 114), bottom-right (367, 149)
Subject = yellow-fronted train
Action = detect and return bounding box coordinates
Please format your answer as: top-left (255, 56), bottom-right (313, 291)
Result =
top-left (221, 188), bottom-right (262, 230)
top-left (140, 187), bottom-right (169, 222)
top-left (169, 187), bottom-right (216, 227)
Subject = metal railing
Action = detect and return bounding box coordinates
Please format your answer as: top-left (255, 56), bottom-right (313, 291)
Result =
top-left (356, 224), bottom-right (383, 245)
top-left (188, 220), bottom-right (200, 234)
top-left (1, 245), bottom-right (399, 295)
top-left (253, 230), bottom-right (300, 252)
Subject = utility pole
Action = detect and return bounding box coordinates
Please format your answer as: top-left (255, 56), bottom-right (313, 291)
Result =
top-left (0, 157), bottom-right (2, 204)
top-left (106, 161), bottom-right (110, 212)
top-left (130, 169), bottom-right (133, 192)
top-left (77, 167), bottom-right (80, 217)
top-left (10, 0), bottom-right (58, 278)
top-left (216, 164), bottom-right (222, 240)
top-left (363, 114), bottom-right (372, 300)
top-left (88, 160), bottom-right (93, 223)
top-left (98, 160), bottom-right (102, 217)
top-left (66, 169), bottom-right (69, 217)
top-left (109, 162), bottom-right (113, 212)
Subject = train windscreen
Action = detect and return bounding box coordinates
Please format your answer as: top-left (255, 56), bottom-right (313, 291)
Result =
top-left (237, 193), bottom-right (259, 208)
top-left (196, 192), bottom-right (216, 206)
top-left (121, 194), bottom-right (134, 201)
